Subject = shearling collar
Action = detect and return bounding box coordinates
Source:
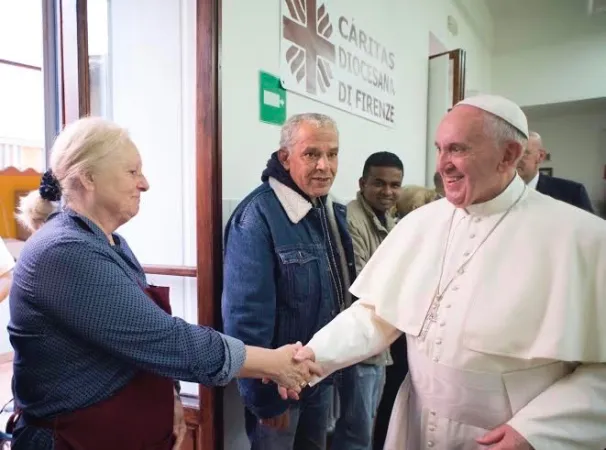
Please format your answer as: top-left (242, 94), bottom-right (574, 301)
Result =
top-left (268, 177), bottom-right (313, 224)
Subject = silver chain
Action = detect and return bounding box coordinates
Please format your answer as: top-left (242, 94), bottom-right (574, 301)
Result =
top-left (419, 184), bottom-right (527, 339)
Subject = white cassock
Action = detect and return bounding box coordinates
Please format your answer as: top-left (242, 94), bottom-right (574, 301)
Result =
top-left (307, 174), bottom-right (606, 449)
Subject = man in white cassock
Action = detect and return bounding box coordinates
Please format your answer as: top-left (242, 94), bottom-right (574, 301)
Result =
top-left (279, 95), bottom-right (606, 449)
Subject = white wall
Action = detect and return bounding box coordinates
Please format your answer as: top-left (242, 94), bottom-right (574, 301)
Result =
top-left (493, 33), bottom-right (606, 107)
top-left (221, 0), bottom-right (493, 201)
top-left (220, 0), bottom-right (493, 447)
top-left (525, 103), bottom-right (606, 213)
top-left (107, 0), bottom-right (199, 395)
top-left (491, 3), bottom-right (606, 107)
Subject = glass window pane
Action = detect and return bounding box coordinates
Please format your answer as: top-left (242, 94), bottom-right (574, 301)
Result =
top-left (0, 63), bottom-right (45, 172)
top-left (88, 0), bottom-right (111, 117)
top-left (0, 0), bottom-right (43, 66)
top-left (0, 0), bottom-right (47, 245)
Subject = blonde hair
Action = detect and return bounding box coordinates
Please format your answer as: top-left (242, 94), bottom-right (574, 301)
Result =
top-left (20, 117), bottom-right (134, 230)
top-left (396, 185), bottom-right (440, 217)
top-left (16, 190), bottom-right (57, 233)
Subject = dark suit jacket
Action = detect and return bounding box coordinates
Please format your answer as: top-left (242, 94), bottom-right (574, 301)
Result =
top-left (536, 174), bottom-right (594, 213)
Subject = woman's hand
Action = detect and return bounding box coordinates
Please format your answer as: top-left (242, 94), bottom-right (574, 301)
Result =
top-left (238, 342), bottom-right (323, 397)
top-left (266, 343), bottom-right (323, 394)
top-left (263, 345), bottom-right (318, 400)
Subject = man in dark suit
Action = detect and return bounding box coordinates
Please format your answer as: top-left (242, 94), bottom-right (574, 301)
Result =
top-left (517, 131), bottom-right (594, 213)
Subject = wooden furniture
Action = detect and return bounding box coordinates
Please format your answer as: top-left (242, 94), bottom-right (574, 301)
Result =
top-left (0, 167), bottom-right (41, 240)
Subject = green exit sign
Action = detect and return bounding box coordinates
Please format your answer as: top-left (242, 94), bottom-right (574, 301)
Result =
top-left (259, 71), bottom-right (287, 126)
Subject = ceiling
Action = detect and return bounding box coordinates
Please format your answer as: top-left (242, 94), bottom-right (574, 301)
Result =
top-left (484, 0), bottom-right (598, 21)
top-left (484, 0), bottom-right (606, 23)
top-left (483, 0), bottom-right (606, 53)
top-left (523, 97), bottom-right (606, 121)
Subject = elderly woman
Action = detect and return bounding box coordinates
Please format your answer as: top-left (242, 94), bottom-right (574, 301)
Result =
top-left (394, 185), bottom-right (441, 218)
top-left (7, 117), bottom-right (319, 450)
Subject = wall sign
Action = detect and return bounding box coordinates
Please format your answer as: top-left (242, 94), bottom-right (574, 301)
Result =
top-left (280, 0), bottom-right (396, 127)
top-left (259, 70), bottom-right (287, 125)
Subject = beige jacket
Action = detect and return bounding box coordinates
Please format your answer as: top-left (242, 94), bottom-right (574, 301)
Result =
top-left (346, 192), bottom-right (396, 366)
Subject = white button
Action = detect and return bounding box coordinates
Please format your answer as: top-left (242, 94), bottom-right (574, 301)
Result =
top-left (428, 441), bottom-right (434, 447)
top-left (440, 321), bottom-right (446, 327)
top-left (452, 286), bottom-right (459, 291)
top-left (432, 356), bottom-right (439, 362)
top-left (463, 251), bottom-right (470, 257)
top-left (430, 411), bottom-right (437, 416)
top-left (429, 426), bottom-right (436, 431)
top-left (474, 217), bottom-right (481, 223)
top-left (435, 338), bottom-right (442, 344)
top-left (470, 233), bottom-right (476, 238)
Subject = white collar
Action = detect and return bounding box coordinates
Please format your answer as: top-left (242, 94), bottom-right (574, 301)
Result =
top-left (527, 171), bottom-right (540, 190)
top-left (458, 174), bottom-right (526, 217)
top-left (268, 177), bottom-right (313, 224)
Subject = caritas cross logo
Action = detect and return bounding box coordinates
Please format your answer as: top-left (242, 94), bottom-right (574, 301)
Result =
top-left (282, 0), bottom-right (336, 95)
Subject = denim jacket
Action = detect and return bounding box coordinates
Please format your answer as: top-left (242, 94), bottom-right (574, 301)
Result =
top-left (221, 178), bottom-right (356, 419)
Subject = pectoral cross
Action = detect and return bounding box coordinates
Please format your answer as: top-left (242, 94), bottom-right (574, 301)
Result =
top-left (419, 294), bottom-right (442, 340)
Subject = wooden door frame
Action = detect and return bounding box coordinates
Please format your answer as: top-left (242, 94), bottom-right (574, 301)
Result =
top-left (58, 0), bottom-right (90, 125)
top-left (42, 0), bottom-right (62, 158)
top-left (57, 0), bottom-right (224, 448)
top-left (428, 49), bottom-right (467, 106)
top-left (195, 0), bottom-right (223, 448)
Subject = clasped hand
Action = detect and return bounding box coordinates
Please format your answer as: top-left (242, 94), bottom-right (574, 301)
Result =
top-left (476, 424), bottom-right (534, 449)
top-left (264, 343), bottom-right (319, 401)
top-left (259, 344), bottom-right (318, 429)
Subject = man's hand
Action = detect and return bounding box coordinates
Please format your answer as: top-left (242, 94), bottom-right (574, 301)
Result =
top-left (172, 390), bottom-right (186, 450)
top-left (259, 410), bottom-right (290, 430)
top-left (476, 424), bottom-right (534, 449)
top-left (293, 346), bottom-right (316, 364)
top-left (274, 346), bottom-right (318, 400)
top-left (262, 345), bottom-right (320, 400)
top-left (268, 343), bottom-right (322, 397)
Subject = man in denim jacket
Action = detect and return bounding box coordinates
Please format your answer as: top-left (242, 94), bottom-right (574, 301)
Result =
top-left (222, 113), bottom-right (356, 450)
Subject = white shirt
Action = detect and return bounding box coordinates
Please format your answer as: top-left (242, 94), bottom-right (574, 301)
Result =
top-left (527, 171), bottom-right (540, 190)
top-left (307, 174), bottom-right (606, 449)
top-left (0, 239), bottom-right (15, 277)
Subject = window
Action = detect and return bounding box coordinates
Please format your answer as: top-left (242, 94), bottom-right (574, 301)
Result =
top-left (0, 0), bottom-right (46, 172)
top-left (88, 0), bottom-right (111, 118)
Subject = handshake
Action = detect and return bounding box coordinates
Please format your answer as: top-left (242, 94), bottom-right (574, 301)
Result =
top-left (262, 342), bottom-right (323, 401)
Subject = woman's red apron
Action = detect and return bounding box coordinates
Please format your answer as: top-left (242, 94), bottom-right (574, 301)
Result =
top-left (10, 285), bottom-right (176, 450)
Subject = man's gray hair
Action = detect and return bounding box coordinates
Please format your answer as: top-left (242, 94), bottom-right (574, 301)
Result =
top-left (483, 113), bottom-right (528, 153)
top-left (528, 131), bottom-right (541, 141)
top-left (279, 113), bottom-right (338, 152)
